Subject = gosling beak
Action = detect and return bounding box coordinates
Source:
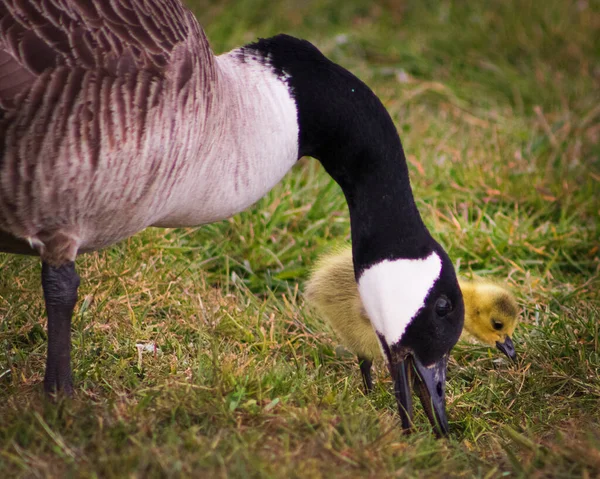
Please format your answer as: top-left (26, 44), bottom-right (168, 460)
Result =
top-left (390, 354), bottom-right (450, 437)
top-left (496, 336), bottom-right (516, 361)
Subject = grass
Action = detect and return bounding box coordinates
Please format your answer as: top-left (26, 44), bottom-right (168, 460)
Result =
top-left (1, 0), bottom-right (599, 477)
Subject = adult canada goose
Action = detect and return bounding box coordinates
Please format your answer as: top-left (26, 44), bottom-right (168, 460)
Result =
top-left (0, 0), bottom-right (464, 435)
top-left (305, 247), bottom-right (519, 393)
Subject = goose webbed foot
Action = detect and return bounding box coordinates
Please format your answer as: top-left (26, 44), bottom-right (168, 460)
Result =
top-left (41, 261), bottom-right (79, 397)
top-left (358, 356), bottom-right (373, 394)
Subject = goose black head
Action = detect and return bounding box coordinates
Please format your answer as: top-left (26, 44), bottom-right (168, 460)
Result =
top-left (245, 34), bottom-right (464, 435)
top-left (358, 245), bottom-right (464, 435)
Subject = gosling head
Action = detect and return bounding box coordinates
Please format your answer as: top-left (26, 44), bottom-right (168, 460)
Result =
top-left (461, 281), bottom-right (519, 360)
top-left (357, 243), bottom-right (464, 436)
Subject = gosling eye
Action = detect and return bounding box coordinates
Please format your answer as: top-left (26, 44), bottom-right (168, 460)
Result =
top-left (492, 320), bottom-right (504, 330)
top-left (435, 296), bottom-right (452, 317)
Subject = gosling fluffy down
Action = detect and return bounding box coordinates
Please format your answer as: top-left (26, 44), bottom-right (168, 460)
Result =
top-left (305, 246), bottom-right (519, 364)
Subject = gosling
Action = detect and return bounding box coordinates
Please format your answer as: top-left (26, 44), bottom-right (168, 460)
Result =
top-left (305, 247), bottom-right (519, 392)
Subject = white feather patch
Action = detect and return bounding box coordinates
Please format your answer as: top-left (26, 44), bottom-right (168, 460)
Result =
top-left (152, 50), bottom-right (299, 228)
top-left (357, 252), bottom-right (442, 346)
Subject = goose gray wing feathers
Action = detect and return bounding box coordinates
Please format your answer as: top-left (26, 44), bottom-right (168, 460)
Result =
top-left (0, 0), bottom-right (211, 109)
top-left (0, 1), bottom-right (223, 262)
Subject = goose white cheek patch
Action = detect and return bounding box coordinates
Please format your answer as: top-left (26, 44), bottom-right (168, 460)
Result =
top-left (357, 252), bottom-right (442, 347)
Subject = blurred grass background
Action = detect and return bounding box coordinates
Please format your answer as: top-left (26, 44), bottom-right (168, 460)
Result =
top-left (1, 0), bottom-right (599, 477)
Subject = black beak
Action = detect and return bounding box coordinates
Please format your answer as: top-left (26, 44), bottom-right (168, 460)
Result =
top-left (390, 358), bottom-right (413, 432)
top-left (390, 354), bottom-right (450, 437)
top-left (496, 336), bottom-right (516, 361)
top-left (412, 354), bottom-right (450, 437)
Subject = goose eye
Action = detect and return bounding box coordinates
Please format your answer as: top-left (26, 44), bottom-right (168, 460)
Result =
top-left (492, 320), bottom-right (503, 330)
top-left (435, 296), bottom-right (452, 317)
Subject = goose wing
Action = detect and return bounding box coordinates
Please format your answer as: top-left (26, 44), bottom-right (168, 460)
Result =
top-left (0, 0), bottom-right (209, 110)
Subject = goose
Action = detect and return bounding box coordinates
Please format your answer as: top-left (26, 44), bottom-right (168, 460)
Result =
top-left (305, 247), bottom-right (519, 393)
top-left (0, 0), bottom-right (464, 435)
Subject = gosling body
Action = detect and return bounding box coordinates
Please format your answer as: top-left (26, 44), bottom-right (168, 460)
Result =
top-left (305, 247), bottom-right (519, 391)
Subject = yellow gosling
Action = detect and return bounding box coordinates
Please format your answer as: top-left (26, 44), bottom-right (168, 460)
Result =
top-left (305, 247), bottom-right (519, 392)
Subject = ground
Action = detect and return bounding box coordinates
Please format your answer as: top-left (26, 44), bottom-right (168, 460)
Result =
top-left (1, 0), bottom-right (599, 477)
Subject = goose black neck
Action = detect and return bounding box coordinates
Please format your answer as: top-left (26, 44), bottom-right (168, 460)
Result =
top-left (245, 35), bottom-right (434, 274)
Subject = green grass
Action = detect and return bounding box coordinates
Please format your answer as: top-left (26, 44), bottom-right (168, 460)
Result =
top-left (1, 0), bottom-right (599, 477)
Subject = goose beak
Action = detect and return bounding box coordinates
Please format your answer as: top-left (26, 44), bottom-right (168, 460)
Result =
top-left (390, 354), bottom-right (450, 437)
top-left (496, 336), bottom-right (516, 361)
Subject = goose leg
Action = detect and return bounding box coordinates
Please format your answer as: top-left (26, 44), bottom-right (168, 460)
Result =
top-left (41, 261), bottom-right (80, 396)
top-left (358, 356), bottom-right (373, 394)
